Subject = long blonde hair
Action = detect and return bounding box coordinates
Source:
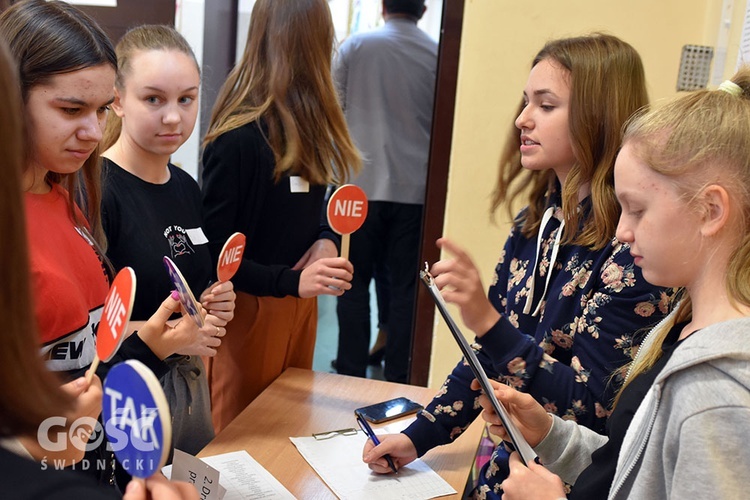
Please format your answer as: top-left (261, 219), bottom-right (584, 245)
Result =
top-left (203, 0), bottom-right (360, 184)
top-left (615, 68), bottom-right (750, 403)
top-left (492, 34), bottom-right (648, 250)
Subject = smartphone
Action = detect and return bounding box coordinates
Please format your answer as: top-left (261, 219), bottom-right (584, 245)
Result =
top-left (355, 397), bottom-right (424, 424)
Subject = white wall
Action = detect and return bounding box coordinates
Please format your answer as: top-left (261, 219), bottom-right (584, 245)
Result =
top-left (172, 0), bottom-right (205, 180)
top-left (172, 1), bottom-right (443, 181)
top-left (427, 0), bottom-right (748, 388)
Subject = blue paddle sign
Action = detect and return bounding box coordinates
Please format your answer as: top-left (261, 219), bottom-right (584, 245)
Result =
top-left (102, 360), bottom-right (172, 478)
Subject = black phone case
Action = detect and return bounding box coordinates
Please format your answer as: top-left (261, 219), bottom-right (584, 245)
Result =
top-left (355, 397), bottom-right (423, 424)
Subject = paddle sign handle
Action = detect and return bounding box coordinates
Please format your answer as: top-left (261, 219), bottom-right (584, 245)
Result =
top-left (85, 357), bottom-right (100, 385)
top-left (340, 234), bottom-right (351, 261)
top-left (326, 184), bottom-right (368, 260)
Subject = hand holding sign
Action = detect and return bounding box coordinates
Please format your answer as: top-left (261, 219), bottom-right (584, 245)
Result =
top-left (163, 256), bottom-right (204, 328)
top-left (217, 232), bottom-right (246, 283)
top-left (326, 184), bottom-right (368, 260)
top-left (86, 267), bottom-right (136, 384)
top-left (102, 360), bottom-right (172, 479)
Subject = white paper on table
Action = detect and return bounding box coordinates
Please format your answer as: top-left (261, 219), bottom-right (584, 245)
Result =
top-left (163, 450), bottom-right (295, 499)
top-left (290, 427), bottom-right (456, 500)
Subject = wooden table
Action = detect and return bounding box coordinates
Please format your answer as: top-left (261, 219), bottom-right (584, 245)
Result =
top-left (199, 368), bottom-right (484, 499)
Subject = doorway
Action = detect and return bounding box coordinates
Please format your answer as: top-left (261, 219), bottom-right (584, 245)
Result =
top-left (231, 0), bottom-right (464, 386)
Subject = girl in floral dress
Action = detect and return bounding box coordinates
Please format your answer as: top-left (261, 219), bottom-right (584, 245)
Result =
top-left (362, 33), bottom-right (674, 498)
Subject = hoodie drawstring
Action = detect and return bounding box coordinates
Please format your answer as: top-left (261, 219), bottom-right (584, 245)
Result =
top-left (523, 206), bottom-right (565, 317)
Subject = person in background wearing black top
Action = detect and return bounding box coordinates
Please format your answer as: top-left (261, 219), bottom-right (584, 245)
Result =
top-left (201, 0), bottom-right (361, 432)
top-left (478, 68), bottom-right (750, 500)
top-left (100, 25), bottom-right (236, 463)
top-left (0, 28), bottom-right (196, 500)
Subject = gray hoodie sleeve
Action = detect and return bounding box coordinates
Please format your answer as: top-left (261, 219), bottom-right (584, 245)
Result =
top-left (534, 414), bottom-right (609, 485)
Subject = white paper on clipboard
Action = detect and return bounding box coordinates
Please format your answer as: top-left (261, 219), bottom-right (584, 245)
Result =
top-left (419, 269), bottom-right (537, 465)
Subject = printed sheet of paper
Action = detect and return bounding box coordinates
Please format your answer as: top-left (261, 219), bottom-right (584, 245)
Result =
top-left (163, 450), bottom-right (294, 499)
top-left (290, 429), bottom-right (455, 500)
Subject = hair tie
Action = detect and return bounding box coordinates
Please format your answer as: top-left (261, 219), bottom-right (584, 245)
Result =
top-left (718, 80), bottom-right (742, 96)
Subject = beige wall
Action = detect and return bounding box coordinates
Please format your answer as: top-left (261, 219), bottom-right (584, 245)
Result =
top-left (426, 0), bottom-right (748, 388)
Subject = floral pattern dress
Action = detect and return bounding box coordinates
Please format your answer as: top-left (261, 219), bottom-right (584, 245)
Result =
top-left (402, 196), bottom-right (674, 499)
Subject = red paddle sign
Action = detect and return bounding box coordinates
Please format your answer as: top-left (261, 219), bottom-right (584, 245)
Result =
top-left (326, 185), bottom-right (368, 260)
top-left (87, 267), bottom-right (136, 383)
top-left (217, 232), bottom-right (246, 282)
top-left (98, 267), bottom-right (136, 361)
top-left (327, 184), bottom-right (368, 234)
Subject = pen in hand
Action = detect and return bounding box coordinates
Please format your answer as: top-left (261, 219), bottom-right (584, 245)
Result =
top-left (356, 412), bottom-right (398, 474)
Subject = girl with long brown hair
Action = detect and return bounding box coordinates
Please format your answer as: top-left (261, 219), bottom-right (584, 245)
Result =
top-left (201, 0), bottom-right (361, 431)
top-left (479, 67), bottom-right (750, 500)
top-left (363, 34), bottom-right (674, 497)
top-left (0, 0), bottom-right (197, 500)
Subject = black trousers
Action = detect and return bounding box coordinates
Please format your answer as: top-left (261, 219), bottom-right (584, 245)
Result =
top-left (336, 201), bottom-right (423, 383)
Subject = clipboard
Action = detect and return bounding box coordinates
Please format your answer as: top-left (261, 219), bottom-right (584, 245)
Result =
top-left (419, 266), bottom-right (537, 466)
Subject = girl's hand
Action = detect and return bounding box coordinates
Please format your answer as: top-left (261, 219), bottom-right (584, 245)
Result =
top-left (298, 257), bottom-right (353, 298)
top-left (501, 452), bottom-right (566, 500)
top-left (431, 238), bottom-right (500, 336)
top-left (171, 317), bottom-right (223, 357)
top-left (139, 293), bottom-right (220, 359)
top-left (62, 375), bottom-right (103, 425)
top-left (20, 376), bottom-right (103, 465)
top-left (362, 433), bottom-right (418, 473)
top-left (470, 378), bottom-right (552, 447)
top-left (201, 280), bottom-right (236, 328)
